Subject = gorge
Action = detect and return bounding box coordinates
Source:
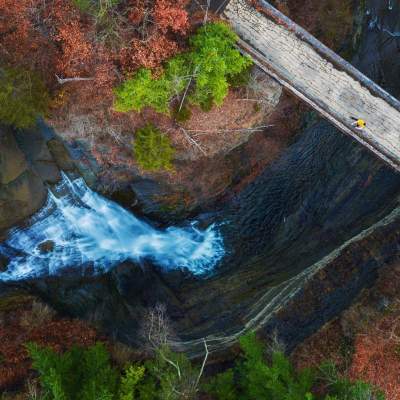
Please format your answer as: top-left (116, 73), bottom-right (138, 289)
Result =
top-left (0, 0), bottom-right (400, 361)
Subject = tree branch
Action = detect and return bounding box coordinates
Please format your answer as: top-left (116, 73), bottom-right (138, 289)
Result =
top-left (55, 74), bottom-right (95, 85)
top-left (195, 339), bottom-right (209, 389)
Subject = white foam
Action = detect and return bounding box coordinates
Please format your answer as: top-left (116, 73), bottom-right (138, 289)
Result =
top-left (0, 173), bottom-right (225, 281)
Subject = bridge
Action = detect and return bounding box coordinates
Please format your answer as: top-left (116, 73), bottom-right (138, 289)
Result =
top-left (221, 0), bottom-right (400, 172)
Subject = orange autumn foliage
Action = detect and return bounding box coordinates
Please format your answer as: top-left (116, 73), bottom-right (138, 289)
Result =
top-left (121, 32), bottom-right (180, 70)
top-left (0, 298), bottom-right (101, 390)
top-left (154, 0), bottom-right (189, 34)
top-left (0, 0), bottom-right (190, 133)
top-left (348, 317), bottom-right (400, 400)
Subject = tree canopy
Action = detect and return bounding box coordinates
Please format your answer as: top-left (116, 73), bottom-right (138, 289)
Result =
top-left (114, 22), bottom-right (253, 114)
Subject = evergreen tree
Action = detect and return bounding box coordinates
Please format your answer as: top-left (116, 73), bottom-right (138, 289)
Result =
top-left (206, 332), bottom-right (315, 400)
top-left (26, 342), bottom-right (144, 400)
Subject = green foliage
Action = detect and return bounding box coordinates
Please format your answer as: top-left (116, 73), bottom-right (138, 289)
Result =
top-left (118, 365), bottom-right (145, 400)
top-left (319, 362), bottom-right (385, 400)
top-left (207, 332), bottom-right (315, 400)
top-left (188, 22), bottom-right (252, 107)
top-left (0, 67), bottom-right (49, 129)
top-left (113, 22), bottom-right (252, 114)
top-left (173, 106), bottom-right (192, 123)
top-left (114, 69), bottom-right (174, 114)
top-left (133, 124), bottom-right (175, 171)
top-left (228, 65), bottom-right (252, 88)
top-left (204, 369), bottom-right (236, 400)
top-left (27, 342), bottom-right (144, 400)
top-left (138, 345), bottom-right (198, 400)
top-left (26, 336), bottom-right (386, 400)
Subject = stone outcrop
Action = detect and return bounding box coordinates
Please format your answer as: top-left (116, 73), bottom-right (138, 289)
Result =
top-left (0, 129), bottom-right (46, 233)
top-left (0, 124), bottom-right (76, 233)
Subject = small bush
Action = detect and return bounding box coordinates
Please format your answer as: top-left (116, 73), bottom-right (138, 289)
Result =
top-left (72, 0), bottom-right (122, 45)
top-left (133, 124), bottom-right (175, 171)
top-left (113, 22), bottom-right (252, 114)
top-left (25, 334), bottom-right (386, 400)
top-left (137, 344), bottom-right (201, 400)
top-left (228, 65), bottom-right (252, 88)
top-left (0, 67), bottom-right (49, 128)
top-left (109, 342), bottom-right (137, 368)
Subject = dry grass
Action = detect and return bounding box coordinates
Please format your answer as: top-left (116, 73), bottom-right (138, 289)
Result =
top-left (19, 300), bottom-right (56, 330)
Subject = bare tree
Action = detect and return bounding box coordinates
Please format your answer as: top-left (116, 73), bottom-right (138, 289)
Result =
top-left (141, 304), bottom-right (209, 399)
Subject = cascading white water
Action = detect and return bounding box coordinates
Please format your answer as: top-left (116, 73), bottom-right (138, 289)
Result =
top-left (0, 173), bottom-right (225, 281)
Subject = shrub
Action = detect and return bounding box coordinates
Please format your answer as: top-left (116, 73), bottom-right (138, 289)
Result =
top-left (319, 362), bottom-right (385, 400)
top-left (113, 22), bottom-right (252, 114)
top-left (26, 342), bottom-right (145, 400)
top-left (0, 67), bottom-right (49, 128)
top-left (228, 65), bottom-right (252, 88)
top-left (133, 124), bottom-right (175, 171)
top-left (25, 335), bottom-right (386, 400)
top-left (109, 341), bottom-right (137, 368)
top-left (206, 332), bottom-right (315, 400)
top-left (138, 346), bottom-right (199, 400)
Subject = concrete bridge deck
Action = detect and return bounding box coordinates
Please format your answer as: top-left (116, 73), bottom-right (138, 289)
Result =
top-left (222, 0), bottom-right (400, 171)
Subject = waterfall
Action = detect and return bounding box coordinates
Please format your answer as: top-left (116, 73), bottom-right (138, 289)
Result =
top-left (0, 173), bottom-right (225, 281)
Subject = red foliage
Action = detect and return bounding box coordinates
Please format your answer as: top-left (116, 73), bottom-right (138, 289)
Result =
top-left (348, 317), bottom-right (400, 400)
top-left (0, 0), bottom-right (60, 87)
top-left (0, 0), bottom-right (192, 136)
top-left (0, 299), bottom-right (101, 390)
top-left (0, 0), bottom-right (31, 56)
top-left (54, 22), bottom-right (93, 76)
top-left (121, 32), bottom-right (180, 70)
top-left (154, 0), bottom-right (189, 34)
top-left (121, 0), bottom-right (189, 71)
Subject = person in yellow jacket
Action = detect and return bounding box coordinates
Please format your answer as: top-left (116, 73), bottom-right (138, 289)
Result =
top-left (351, 117), bottom-right (366, 130)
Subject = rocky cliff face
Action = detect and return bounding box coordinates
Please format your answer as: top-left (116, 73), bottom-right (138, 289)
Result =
top-left (0, 123), bottom-right (75, 233)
